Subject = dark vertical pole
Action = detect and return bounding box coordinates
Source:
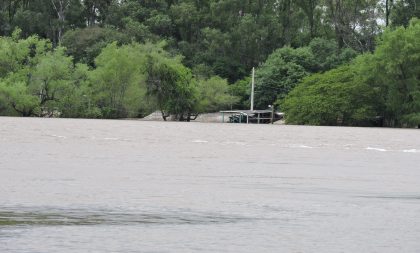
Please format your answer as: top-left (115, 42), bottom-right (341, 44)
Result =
top-left (271, 106), bottom-right (274, 124)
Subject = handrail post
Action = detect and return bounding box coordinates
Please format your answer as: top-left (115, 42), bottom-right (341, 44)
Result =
top-left (271, 107), bottom-right (275, 124)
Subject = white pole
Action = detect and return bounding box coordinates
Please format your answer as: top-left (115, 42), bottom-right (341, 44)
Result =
top-left (251, 67), bottom-right (255, 111)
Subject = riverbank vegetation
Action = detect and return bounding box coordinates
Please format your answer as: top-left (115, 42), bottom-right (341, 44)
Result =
top-left (0, 0), bottom-right (419, 127)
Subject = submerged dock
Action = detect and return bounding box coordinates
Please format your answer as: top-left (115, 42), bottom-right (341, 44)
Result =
top-left (220, 110), bottom-right (284, 124)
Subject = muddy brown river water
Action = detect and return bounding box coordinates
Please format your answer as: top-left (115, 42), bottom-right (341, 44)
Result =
top-left (1, 117), bottom-right (420, 252)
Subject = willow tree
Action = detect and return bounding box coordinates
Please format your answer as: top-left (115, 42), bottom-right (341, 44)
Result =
top-left (146, 54), bottom-right (197, 121)
top-left (89, 42), bottom-right (150, 118)
top-left (0, 31), bottom-right (89, 116)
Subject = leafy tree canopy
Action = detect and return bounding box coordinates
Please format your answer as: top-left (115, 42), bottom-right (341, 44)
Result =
top-left (281, 64), bottom-right (378, 126)
top-left (281, 19), bottom-right (420, 127)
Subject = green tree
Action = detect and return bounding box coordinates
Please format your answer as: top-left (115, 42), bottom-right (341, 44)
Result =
top-left (253, 38), bottom-right (357, 109)
top-left (83, 0), bottom-right (112, 26)
top-left (195, 76), bottom-right (238, 113)
top-left (0, 37), bottom-right (90, 117)
top-left (280, 18), bottom-right (420, 127)
top-left (0, 32), bottom-right (52, 116)
top-left (322, 0), bottom-right (382, 51)
top-left (89, 42), bottom-right (150, 118)
top-left (29, 47), bottom-right (84, 115)
top-left (61, 26), bottom-right (131, 66)
top-left (145, 52), bottom-right (197, 121)
top-left (295, 0), bottom-right (320, 39)
top-left (390, 0), bottom-right (420, 27)
top-left (0, 0), bottom-right (85, 44)
top-left (229, 77), bottom-right (251, 110)
top-left (170, 2), bottom-right (200, 42)
top-left (372, 19), bottom-right (420, 127)
top-left (57, 63), bottom-right (98, 118)
top-left (0, 81), bottom-right (39, 116)
top-left (309, 38), bottom-right (358, 72)
top-left (0, 29), bottom-right (96, 118)
top-left (281, 64), bottom-right (378, 126)
top-left (254, 56), bottom-right (308, 109)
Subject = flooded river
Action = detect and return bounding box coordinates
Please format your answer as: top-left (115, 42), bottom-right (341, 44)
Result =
top-left (1, 117), bottom-right (420, 252)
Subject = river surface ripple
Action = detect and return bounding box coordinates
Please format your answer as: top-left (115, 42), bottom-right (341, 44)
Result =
top-left (1, 117), bottom-right (420, 252)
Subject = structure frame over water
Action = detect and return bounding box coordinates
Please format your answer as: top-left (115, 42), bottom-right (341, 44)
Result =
top-left (220, 110), bottom-right (284, 124)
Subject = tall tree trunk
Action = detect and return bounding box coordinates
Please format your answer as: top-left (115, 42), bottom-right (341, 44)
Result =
top-left (281, 0), bottom-right (292, 46)
top-left (327, 0), bottom-right (345, 48)
top-left (296, 0), bottom-right (318, 38)
top-left (51, 0), bottom-right (70, 43)
top-left (385, 0), bottom-right (393, 27)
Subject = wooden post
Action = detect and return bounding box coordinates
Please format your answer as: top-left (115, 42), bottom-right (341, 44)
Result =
top-left (251, 67), bottom-right (255, 111)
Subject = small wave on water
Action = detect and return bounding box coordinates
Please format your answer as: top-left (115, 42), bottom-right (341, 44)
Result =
top-left (0, 207), bottom-right (258, 227)
top-left (366, 147), bottom-right (387, 152)
top-left (402, 149), bottom-right (420, 153)
top-left (294, 145), bottom-right (314, 149)
top-left (357, 195), bottom-right (420, 201)
top-left (365, 147), bottom-right (420, 153)
top-left (221, 141), bottom-right (248, 146)
top-left (191, 140), bottom-right (209, 143)
top-left (45, 134), bottom-right (66, 139)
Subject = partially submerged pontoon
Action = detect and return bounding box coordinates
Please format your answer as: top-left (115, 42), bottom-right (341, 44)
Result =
top-left (220, 110), bottom-right (284, 124)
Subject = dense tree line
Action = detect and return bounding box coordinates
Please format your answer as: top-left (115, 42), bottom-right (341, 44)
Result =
top-left (0, 32), bottom-right (235, 119)
top-left (281, 19), bottom-right (420, 127)
top-left (2, 0), bottom-right (417, 80)
top-left (0, 0), bottom-right (419, 125)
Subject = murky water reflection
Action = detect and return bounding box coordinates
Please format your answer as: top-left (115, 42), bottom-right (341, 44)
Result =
top-left (0, 208), bottom-right (263, 226)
